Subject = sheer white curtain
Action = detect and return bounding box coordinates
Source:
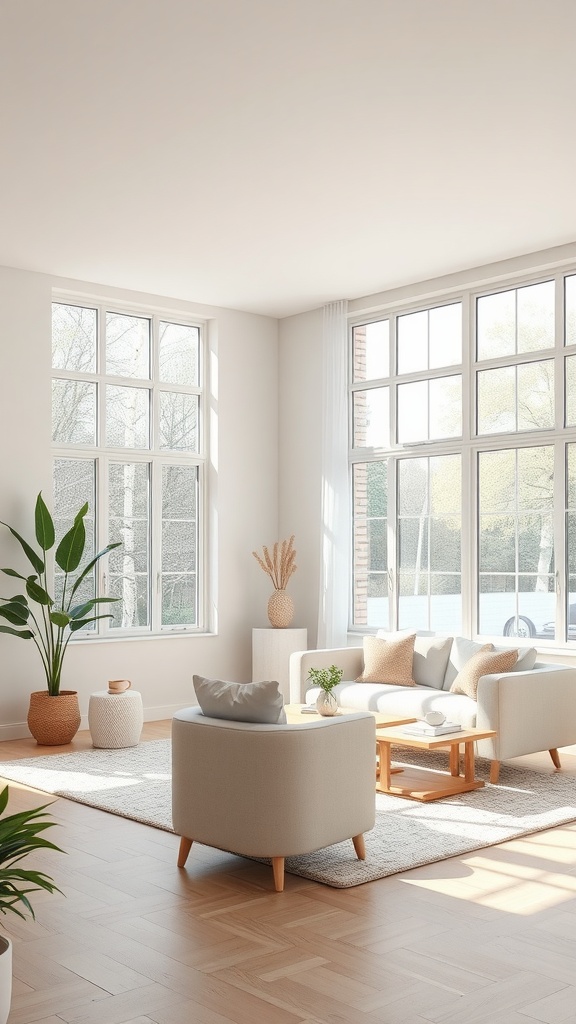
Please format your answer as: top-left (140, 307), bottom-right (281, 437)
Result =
top-left (317, 299), bottom-right (350, 649)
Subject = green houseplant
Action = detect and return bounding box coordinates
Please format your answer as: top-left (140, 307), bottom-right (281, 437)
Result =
top-left (0, 784), bottom-right (64, 1024)
top-left (0, 492), bottom-right (120, 743)
top-left (307, 664), bottom-right (344, 716)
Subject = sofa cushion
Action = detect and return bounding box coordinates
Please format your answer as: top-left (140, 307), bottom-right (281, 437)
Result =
top-left (378, 631), bottom-right (454, 689)
top-left (356, 633), bottom-right (416, 686)
top-left (193, 676), bottom-right (287, 724)
top-left (495, 645), bottom-right (538, 671)
top-left (304, 680), bottom-right (478, 730)
top-left (450, 647), bottom-right (519, 699)
top-left (412, 635), bottom-right (455, 689)
top-left (442, 637), bottom-right (494, 690)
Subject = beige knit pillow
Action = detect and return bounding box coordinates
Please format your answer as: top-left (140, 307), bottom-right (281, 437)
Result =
top-left (450, 647), bottom-right (518, 699)
top-left (356, 633), bottom-right (416, 686)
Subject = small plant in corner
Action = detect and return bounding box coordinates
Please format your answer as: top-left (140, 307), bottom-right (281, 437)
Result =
top-left (307, 664), bottom-right (344, 693)
top-left (0, 785), bottom-right (63, 921)
top-left (0, 785), bottom-right (64, 1024)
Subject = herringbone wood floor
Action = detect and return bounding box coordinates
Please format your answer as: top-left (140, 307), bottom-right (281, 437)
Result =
top-left (2, 725), bottom-right (576, 1024)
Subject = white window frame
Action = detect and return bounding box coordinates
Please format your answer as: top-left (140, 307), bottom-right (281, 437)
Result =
top-left (349, 266), bottom-right (576, 650)
top-left (51, 293), bottom-right (207, 639)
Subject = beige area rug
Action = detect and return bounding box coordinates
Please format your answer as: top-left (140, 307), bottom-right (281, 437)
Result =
top-left (1, 740), bottom-right (575, 888)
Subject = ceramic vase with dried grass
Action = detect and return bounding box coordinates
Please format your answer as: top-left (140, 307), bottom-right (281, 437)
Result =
top-left (253, 535), bottom-right (297, 629)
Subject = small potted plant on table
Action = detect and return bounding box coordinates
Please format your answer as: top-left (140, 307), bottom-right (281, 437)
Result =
top-left (307, 664), bottom-right (344, 716)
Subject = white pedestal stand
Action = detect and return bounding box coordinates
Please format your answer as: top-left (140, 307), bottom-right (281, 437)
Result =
top-left (252, 627), bottom-right (308, 704)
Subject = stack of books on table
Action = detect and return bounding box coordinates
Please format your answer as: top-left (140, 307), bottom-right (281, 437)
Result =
top-left (400, 721), bottom-right (462, 737)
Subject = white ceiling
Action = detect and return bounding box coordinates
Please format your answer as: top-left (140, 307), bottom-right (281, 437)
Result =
top-left (1, 0), bottom-right (575, 318)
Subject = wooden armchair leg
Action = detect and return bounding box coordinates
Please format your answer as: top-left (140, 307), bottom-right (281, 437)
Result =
top-left (549, 748), bottom-right (562, 770)
top-left (352, 834), bottom-right (366, 860)
top-left (489, 761), bottom-right (500, 785)
top-left (177, 836), bottom-right (193, 868)
top-left (272, 857), bottom-right (285, 892)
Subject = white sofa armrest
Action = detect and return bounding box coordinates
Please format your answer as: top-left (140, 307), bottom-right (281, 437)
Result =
top-left (475, 664), bottom-right (576, 761)
top-left (289, 647), bottom-right (363, 703)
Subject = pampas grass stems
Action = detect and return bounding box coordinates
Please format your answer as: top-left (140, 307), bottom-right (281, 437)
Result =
top-left (253, 535), bottom-right (297, 590)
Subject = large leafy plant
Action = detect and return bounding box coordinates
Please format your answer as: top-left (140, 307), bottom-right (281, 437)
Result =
top-left (0, 493), bottom-right (120, 695)
top-left (0, 785), bottom-right (63, 921)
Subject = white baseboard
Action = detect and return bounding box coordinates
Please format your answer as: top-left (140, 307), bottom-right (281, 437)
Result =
top-left (0, 703), bottom-right (187, 743)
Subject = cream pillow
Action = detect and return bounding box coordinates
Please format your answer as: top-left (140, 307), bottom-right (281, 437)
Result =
top-left (356, 633), bottom-right (416, 686)
top-left (450, 647), bottom-right (518, 699)
top-left (377, 631), bottom-right (453, 689)
top-left (442, 637), bottom-right (494, 690)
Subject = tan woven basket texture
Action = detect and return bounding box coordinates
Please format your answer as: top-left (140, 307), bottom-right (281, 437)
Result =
top-left (267, 589), bottom-right (294, 628)
top-left (27, 690), bottom-right (81, 745)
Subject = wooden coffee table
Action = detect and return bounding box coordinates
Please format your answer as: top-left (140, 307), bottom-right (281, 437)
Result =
top-left (375, 725), bottom-right (497, 802)
top-left (284, 704), bottom-right (416, 729)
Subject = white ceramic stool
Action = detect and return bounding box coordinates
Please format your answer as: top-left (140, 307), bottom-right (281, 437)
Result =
top-left (88, 690), bottom-right (144, 748)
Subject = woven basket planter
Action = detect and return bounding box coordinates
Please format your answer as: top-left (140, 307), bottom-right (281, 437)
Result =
top-left (27, 690), bottom-right (81, 746)
top-left (267, 589), bottom-right (294, 628)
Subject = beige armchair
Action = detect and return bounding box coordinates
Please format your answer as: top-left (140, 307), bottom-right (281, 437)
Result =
top-left (172, 706), bottom-right (376, 891)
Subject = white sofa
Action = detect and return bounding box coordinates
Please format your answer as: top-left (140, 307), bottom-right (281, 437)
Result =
top-left (290, 635), bottom-right (576, 783)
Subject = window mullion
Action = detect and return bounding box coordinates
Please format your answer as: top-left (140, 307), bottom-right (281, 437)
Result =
top-left (462, 292), bottom-right (473, 443)
top-left (151, 458), bottom-right (161, 633)
top-left (151, 315), bottom-right (159, 451)
top-left (97, 453), bottom-right (110, 637)
top-left (556, 272), bottom-right (565, 433)
top-left (389, 314), bottom-right (398, 447)
top-left (149, 317), bottom-right (160, 633)
top-left (197, 459), bottom-right (205, 633)
top-left (388, 456), bottom-right (398, 631)
top-left (98, 302), bottom-right (106, 448)
top-left (461, 446), bottom-right (475, 638)
top-left (554, 442), bottom-right (567, 642)
top-left (96, 306), bottom-right (107, 636)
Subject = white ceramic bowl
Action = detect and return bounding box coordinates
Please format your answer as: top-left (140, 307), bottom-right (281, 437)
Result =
top-left (424, 711), bottom-right (446, 726)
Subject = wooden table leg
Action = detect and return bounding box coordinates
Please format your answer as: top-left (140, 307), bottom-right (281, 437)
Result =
top-left (449, 743), bottom-right (460, 776)
top-left (376, 739), bottom-right (392, 790)
top-left (464, 740), bottom-right (475, 782)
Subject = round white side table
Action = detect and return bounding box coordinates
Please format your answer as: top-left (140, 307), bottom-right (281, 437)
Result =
top-left (88, 690), bottom-right (144, 748)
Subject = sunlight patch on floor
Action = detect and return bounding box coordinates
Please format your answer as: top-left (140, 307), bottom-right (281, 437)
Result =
top-left (402, 838), bottom-right (576, 914)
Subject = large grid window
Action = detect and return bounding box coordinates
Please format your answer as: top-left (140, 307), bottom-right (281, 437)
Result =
top-left (350, 272), bottom-right (576, 646)
top-left (51, 300), bottom-right (204, 636)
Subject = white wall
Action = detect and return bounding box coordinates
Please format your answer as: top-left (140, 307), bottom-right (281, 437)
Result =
top-left (278, 307), bottom-right (323, 647)
top-left (0, 266), bottom-right (279, 738)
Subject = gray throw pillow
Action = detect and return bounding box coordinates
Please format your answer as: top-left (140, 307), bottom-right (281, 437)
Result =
top-left (193, 675), bottom-right (287, 724)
